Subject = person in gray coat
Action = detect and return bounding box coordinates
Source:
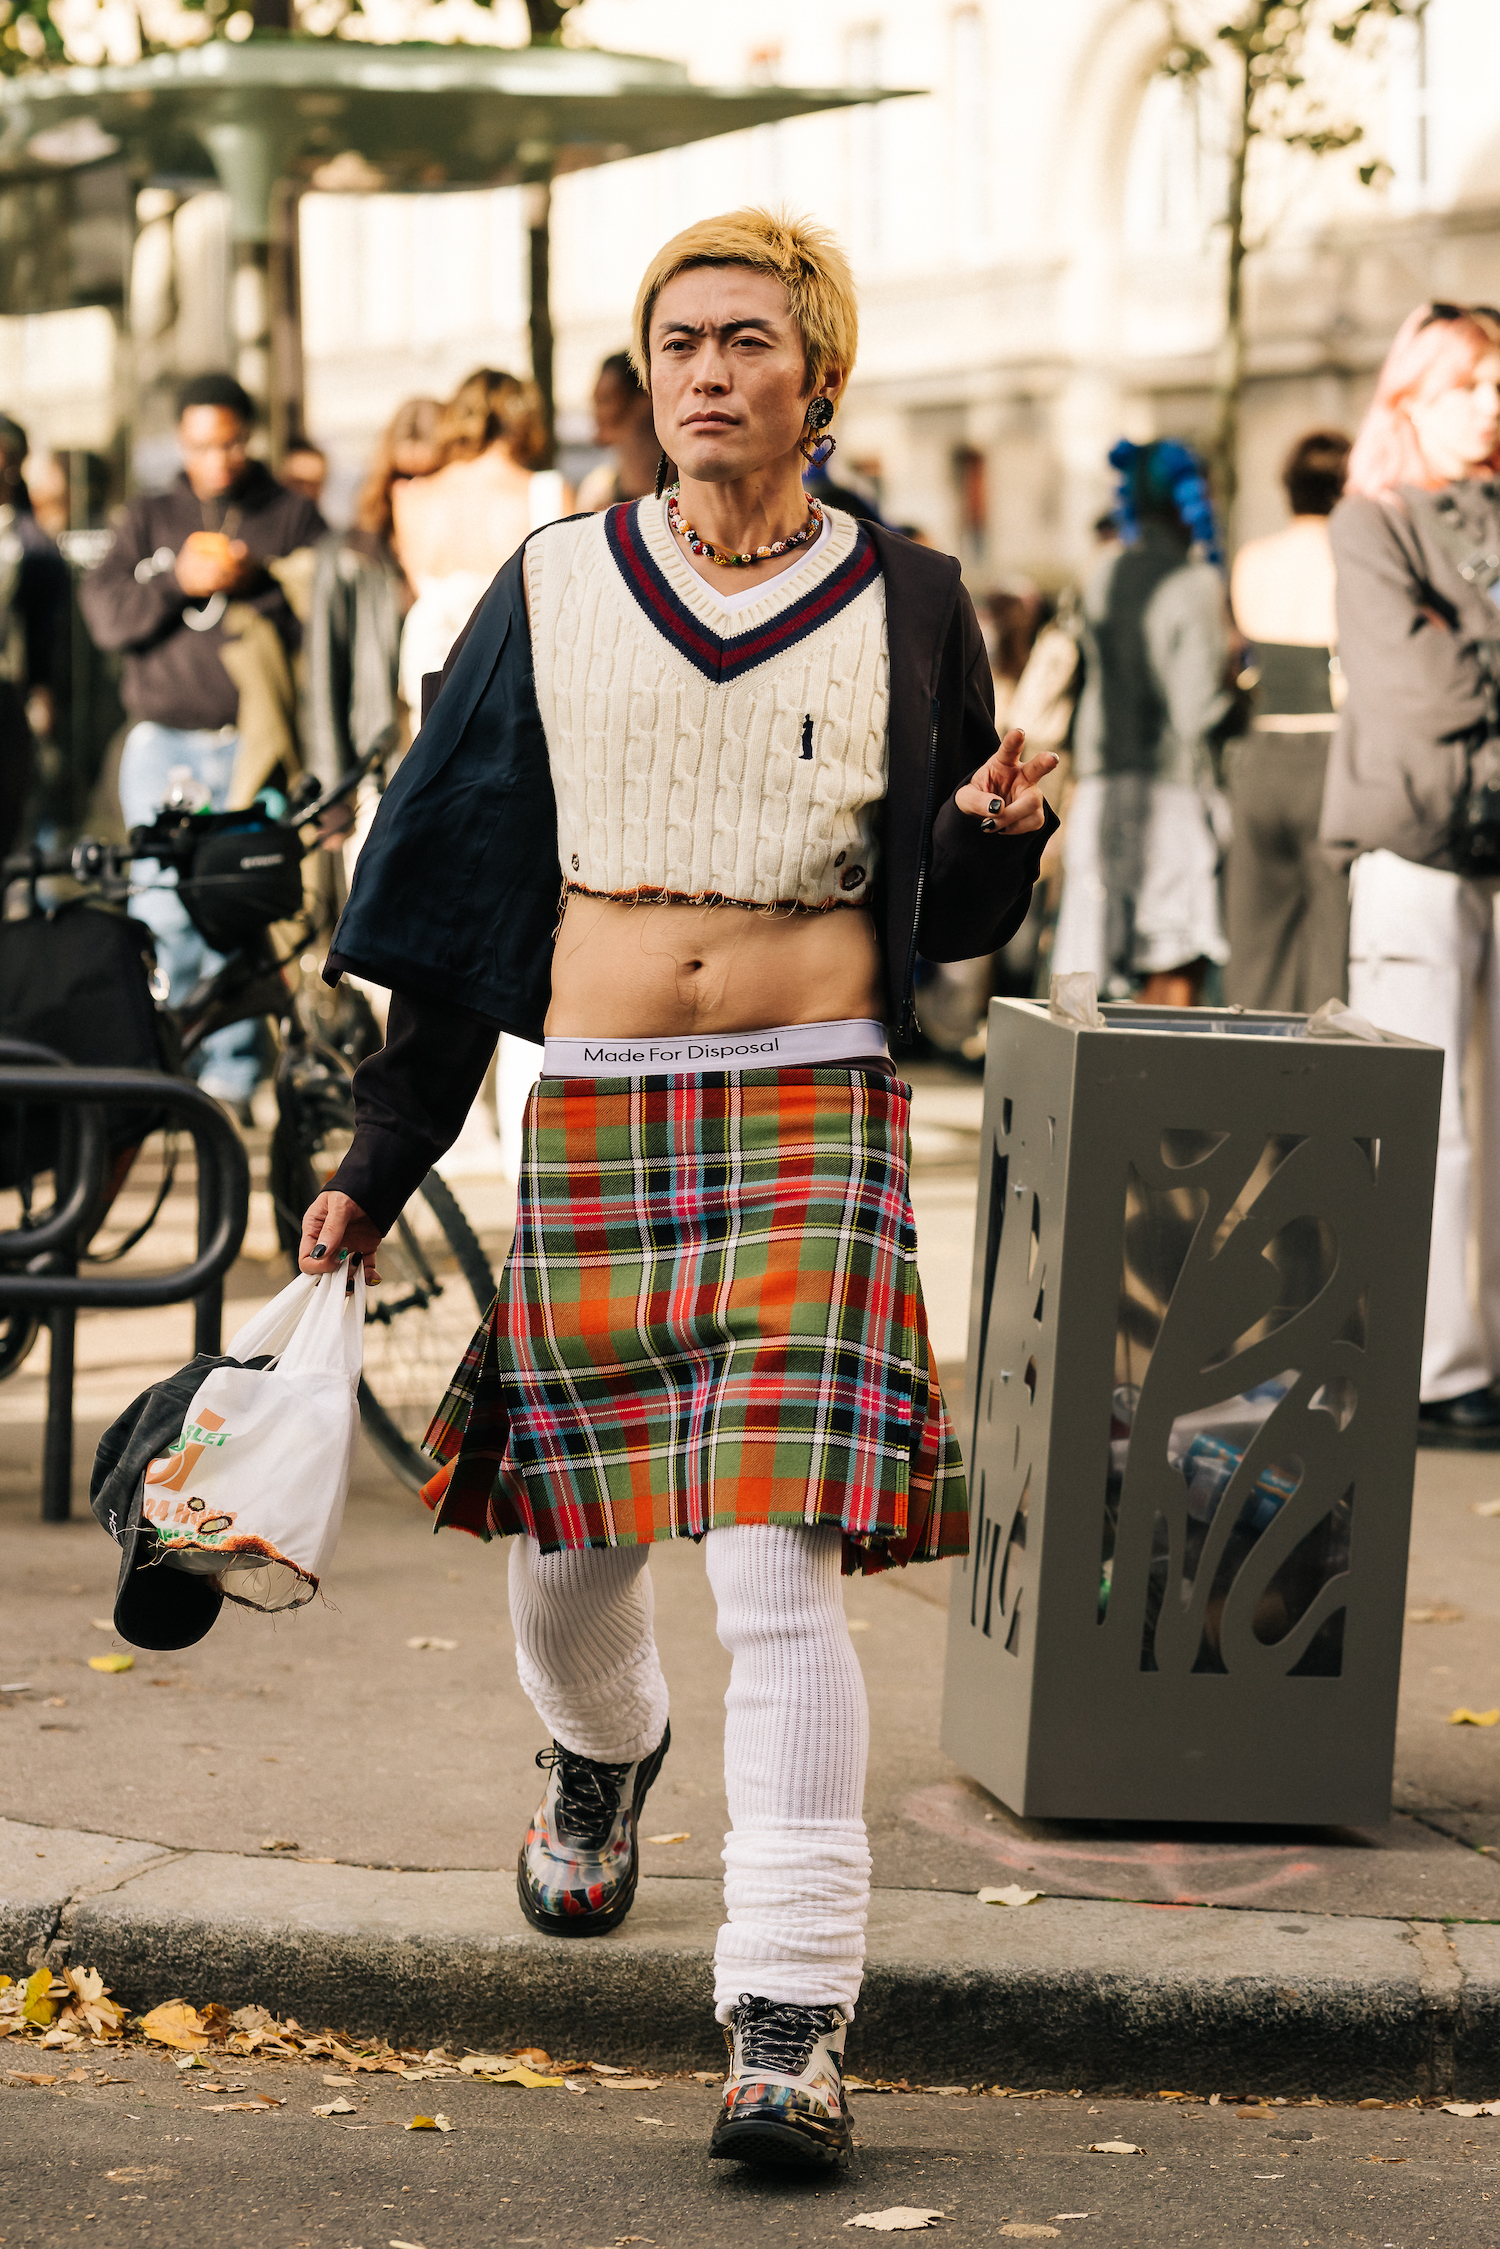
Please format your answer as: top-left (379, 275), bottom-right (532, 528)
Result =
top-left (1320, 303), bottom-right (1500, 1446)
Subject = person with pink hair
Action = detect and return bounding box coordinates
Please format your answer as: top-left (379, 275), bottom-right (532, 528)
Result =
top-left (1321, 303), bottom-right (1500, 1445)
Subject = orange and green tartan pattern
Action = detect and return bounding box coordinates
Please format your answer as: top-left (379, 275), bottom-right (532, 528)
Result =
top-left (420, 1066), bottom-right (967, 1577)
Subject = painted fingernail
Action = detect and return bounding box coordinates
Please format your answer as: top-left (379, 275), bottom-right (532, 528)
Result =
top-left (988, 797), bottom-right (1004, 815)
top-left (310, 1244), bottom-right (328, 1259)
top-left (981, 817), bottom-right (998, 833)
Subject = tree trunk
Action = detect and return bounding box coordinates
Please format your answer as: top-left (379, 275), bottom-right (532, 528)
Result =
top-left (1210, 39), bottom-right (1254, 535)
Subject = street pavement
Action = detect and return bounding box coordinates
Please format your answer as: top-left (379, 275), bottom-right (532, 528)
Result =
top-left (3, 2045), bottom-right (1498, 2249)
top-left (5, 1063), bottom-right (1500, 2105)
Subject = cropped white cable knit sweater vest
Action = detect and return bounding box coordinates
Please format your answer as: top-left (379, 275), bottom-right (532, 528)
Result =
top-left (524, 497), bottom-right (889, 910)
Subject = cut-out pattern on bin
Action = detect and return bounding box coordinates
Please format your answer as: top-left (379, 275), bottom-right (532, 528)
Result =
top-left (942, 999), bottom-right (1440, 1827)
top-left (1101, 1131), bottom-right (1368, 1680)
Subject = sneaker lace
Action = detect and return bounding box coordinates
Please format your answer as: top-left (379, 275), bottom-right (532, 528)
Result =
top-left (733, 1996), bottom-right (841, 2078)
top-left (536, 1743), bottom-right (633, 1849)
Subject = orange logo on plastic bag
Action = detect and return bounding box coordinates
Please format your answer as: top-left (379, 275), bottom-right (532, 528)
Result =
top-left (146, 1409), bottom-right (230, 1492)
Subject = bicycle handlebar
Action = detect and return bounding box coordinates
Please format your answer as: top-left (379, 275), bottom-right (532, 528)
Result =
top-left (0, 731), bottom-right (396, 894)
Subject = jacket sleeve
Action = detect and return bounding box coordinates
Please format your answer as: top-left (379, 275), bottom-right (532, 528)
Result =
top-left (76, 503), bottom-right (188, 653)
top-left (304, 539), bottom-right (356, 789)
top-left (916, 584), bottom-right (1058, 962)
top-left (1333, 495), bottom-right (1493, 746)
top-left (326, 989), bottom-right (501, 1233)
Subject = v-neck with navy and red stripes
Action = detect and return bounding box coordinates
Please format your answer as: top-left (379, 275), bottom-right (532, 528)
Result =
top-left (524, 495), bottom-right (889, 912)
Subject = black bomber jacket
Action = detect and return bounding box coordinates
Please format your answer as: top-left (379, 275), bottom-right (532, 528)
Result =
top-left (324, 510), bottom-right (1056, 1230)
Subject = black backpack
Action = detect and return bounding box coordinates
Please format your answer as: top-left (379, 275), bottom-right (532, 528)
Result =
top-left (0, 900), bottom-right (173, 1188)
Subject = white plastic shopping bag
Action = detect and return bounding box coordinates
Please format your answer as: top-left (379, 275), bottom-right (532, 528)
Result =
top-left (141, 1269), bottom-right (364, 1612)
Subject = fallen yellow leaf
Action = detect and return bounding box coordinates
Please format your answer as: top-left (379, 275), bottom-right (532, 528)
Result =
top-left (138, 2001), bottom-right (210, 2052)
top-left (645, 1832), bottom-right (691, 1845)
top-left (406, 2113), bottom-right (452, 2131)
top-left (22, 1967), bottom-right (57, 2028)
top-left (313, 2097), bottom-right (357, 2117)
top-left (1448, 1708), bottom-right (1500, 1727)
top-left (1088, 2141), bottom-right (1143, 2155)
top-left (464, 2064), bottom-right (564, 2089)
top-left (978, 1885), bottom-right (1042, 1908)
top-left (88, 1653), bottom-right (134, 1674)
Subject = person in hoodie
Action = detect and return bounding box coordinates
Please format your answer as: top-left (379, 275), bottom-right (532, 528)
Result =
top-left (79, 373), bottom-right (325, 1116)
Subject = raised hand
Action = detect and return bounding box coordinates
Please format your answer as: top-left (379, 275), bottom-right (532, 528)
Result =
top-left (953, 727), bottom-right (1057, 836)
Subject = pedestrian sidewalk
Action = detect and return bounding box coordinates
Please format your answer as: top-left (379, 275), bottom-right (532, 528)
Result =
top-left (5, 1067), bottom-right (1500, 2097)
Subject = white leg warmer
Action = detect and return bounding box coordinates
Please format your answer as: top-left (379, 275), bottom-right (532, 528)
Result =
top-left (507, 1537), bottom-right (670, 1764)
top-left (705, 1522), bottom-right (872, 2023)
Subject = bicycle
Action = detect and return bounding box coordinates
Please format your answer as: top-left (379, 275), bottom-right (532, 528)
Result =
top-left (0, 747), bottom-right (497, 1492)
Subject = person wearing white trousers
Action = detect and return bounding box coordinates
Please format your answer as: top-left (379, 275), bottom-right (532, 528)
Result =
top-left (1347, 851), bottom-right (1500, 1407)
top-left (1321, 300), bottom-right (1500, 1446)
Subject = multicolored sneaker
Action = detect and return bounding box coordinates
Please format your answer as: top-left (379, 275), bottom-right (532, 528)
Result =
top-left (515, 1723), bottom-right (670, 1937)
top-left (707, 1995), bottom-right (853, 2169)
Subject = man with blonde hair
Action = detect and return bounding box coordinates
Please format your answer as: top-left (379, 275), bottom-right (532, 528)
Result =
top-left (305, 208), bottom-right (1056, 2170)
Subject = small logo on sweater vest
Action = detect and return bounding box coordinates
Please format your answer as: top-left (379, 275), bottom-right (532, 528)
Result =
top-left (800, 715), bottom-right (813, 760)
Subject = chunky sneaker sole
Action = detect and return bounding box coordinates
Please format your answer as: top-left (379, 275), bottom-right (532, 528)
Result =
top-left (515, 1722), bottom-right (670, 1938)
top-left (708, 1996), bottom-right (853, 2170)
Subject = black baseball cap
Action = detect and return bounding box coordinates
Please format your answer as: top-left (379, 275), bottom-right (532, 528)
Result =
top-left (90, 1354), bottom-right (237, 1651)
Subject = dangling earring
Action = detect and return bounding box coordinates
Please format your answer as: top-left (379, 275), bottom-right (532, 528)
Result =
top-left (803, 397), bottom-right (836, 468)
top-left (654, 451), bottom-right (672, 499)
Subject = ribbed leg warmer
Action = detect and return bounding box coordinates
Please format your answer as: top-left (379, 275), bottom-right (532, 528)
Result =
top-left (507, 1536), bottom-right (670, 1764)
top-left (706, 1523), bottom-right (871, 2023)
top-left (505, 1524), bottom-right (871, 2021)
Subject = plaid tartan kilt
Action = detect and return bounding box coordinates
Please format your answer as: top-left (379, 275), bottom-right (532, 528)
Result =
top-left (419, 1066), bottom-right (968, 1576)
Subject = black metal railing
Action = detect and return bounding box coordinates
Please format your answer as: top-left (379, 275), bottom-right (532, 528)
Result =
top-left (0, 1050), bottom-right (251, 1521)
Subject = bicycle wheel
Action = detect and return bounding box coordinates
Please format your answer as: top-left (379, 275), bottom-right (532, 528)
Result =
top-left (269, 1070), bottom-right (497, 1492)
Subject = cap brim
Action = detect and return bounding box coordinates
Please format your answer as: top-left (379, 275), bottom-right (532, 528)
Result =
top-left (114, 1519), bottom-right (223, 1652)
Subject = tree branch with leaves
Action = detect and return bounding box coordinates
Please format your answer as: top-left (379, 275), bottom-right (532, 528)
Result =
top-left (1152, 0), bottom-right (1420, 530)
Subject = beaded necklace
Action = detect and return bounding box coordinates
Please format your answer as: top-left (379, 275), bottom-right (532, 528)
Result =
top-left (665, 482), bottom-right (823, 568)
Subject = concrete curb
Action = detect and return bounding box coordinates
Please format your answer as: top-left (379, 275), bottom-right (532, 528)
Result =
top-left (5, 1819), bottom-right (1499, 2098)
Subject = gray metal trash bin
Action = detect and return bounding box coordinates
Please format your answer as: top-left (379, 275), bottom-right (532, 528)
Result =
top-left (940, 999), bottom-right (1442, 1828)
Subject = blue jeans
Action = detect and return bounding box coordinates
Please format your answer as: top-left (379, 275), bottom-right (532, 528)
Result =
top-left (118, 721), bottom-right (262, 1104)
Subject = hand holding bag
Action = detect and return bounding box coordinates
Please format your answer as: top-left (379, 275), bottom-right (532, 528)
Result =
top-left (138, 1268), bottom-right (365, 1616)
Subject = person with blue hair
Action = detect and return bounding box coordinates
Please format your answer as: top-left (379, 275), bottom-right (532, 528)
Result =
top-left (1052, 437), bottom-right (1233, 1004)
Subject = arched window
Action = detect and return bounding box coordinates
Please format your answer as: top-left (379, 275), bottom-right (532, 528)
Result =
top-left (1123, 68), bottom-right (1225, 252)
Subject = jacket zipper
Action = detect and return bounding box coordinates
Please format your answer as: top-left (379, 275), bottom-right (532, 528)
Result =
top-left (899, 693), bottom-right (941, 1040)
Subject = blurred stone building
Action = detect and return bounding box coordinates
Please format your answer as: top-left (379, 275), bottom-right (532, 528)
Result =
top-left (4, 0), bottom-right (1500, 574)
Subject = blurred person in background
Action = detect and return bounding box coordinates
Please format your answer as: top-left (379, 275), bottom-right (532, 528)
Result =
top-left (280, 435), bottom-right (328, 508)
top-left (986, 588), bottom-right (1041, 729)
top-left (306, 397), bottom-right (444, 808)
top-left (79, 371), bottom-right (325, 1116)
top-left (1321, 304), bottom-right (1500, 1446)
top-left (0, 415), bottom-right (68, 854)
top-left (577, 350), bottom-right (658, 510)
top-left (391, 370), bottom-right (571, 1172)
top-left (25, 448), bottom-right (69, 541)
top-left (393, 368), bottom-right (568, 713)
top-left (1225, 429), bottom-right (1350, 1014)
top-left (1052, 438), bottom-right (1231, 1006)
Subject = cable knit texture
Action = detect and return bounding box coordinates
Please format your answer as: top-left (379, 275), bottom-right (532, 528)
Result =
top-left (506, 1523), bottom-right (871, 2020)
top-left (525, 498), bottom-right (889, 909)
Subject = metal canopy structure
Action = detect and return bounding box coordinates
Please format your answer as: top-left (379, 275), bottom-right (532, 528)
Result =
top-left (0, 42), bottom-right (903, 450)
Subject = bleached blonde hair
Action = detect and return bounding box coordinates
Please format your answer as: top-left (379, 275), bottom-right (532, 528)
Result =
top-left (630, 207), bottom-right (858, 408)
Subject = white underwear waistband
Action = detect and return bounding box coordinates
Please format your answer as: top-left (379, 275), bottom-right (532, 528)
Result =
top-left (542, 1018), bottom-right (890, 1079)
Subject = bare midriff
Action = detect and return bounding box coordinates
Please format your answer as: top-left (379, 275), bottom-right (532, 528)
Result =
top-left (544, 891), bottom-right (885, 1039)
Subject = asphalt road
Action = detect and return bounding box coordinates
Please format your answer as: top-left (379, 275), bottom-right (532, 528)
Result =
top-left (3, 2049), bottom-right (1498, 2248)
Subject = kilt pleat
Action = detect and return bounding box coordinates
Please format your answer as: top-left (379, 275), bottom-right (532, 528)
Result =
top-left (419, 1066), bottom-right (967, 1575)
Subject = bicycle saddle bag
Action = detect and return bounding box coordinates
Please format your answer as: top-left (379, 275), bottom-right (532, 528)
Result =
top-left (135, 807), bottom-right (305, 953)
top-left (0, 901), bottom-right (172, 1188)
